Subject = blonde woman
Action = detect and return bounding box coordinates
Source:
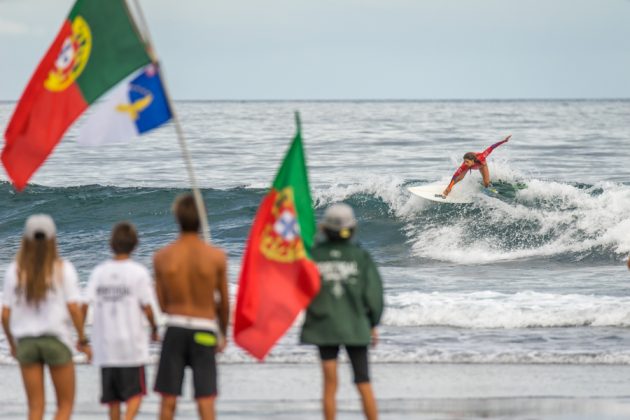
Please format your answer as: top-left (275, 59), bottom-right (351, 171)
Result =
top-left (1, 214), bottom-right (90, 420)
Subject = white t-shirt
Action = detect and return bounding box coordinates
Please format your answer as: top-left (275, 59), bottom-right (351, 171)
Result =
top-left (84, 259), bottom-right (154, 367)
top-left (2, 260), bottom-right (81, 351)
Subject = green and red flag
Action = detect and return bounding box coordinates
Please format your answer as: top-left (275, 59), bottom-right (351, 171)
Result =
top-left (2, 0), bottom-right (151, 190)
top-left (234, 113), bottom-right (320, 360)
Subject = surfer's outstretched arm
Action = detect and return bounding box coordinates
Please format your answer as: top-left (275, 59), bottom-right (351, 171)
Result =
top-left (443, 165), bottom-right (467, 196)
top-left (481, 134), bottom-right (511, 158)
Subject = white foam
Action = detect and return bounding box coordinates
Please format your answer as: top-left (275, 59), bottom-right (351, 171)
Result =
top-left (307, 166), bottom-right (630, 263)
top-left (368, 349), bottom-right (630, 365)
top-left (313, 173), bottom-right (409, 209)
top-left (402, 164), bottom-right (630, 264)
top-left (383, 290), bottom-right (630, 328)
top-left (309, 163), bottom-right (630, 264)
top-left (209, 345), bottom-right (630, 365)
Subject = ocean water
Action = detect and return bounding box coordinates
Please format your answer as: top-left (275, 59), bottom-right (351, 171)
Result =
top-left (1, 99), bottom-right (630, 370)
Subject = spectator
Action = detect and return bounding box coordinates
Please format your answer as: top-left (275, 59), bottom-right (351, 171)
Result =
top-left (1, 214), bottom-right (90, 420)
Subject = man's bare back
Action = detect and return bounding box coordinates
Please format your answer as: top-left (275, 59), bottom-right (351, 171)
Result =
top-left (154, 194), bottom-right (228, 420)
top-left (154, 233), bottom-right (229, 338)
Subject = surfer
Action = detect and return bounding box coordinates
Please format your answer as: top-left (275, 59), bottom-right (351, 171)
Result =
top-left (442, 135), bottom-right (511, 197)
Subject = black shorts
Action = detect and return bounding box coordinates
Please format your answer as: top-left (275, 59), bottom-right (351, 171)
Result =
top-left (154, 326), bottom-right (218, 399)
top-left (100, 366), bottom-right (146, 404)
top-left (318, 345), bottom-right (370, 384)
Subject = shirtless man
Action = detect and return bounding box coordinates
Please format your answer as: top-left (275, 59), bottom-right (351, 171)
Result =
top-left (153, 194), bottom-right (229, 420)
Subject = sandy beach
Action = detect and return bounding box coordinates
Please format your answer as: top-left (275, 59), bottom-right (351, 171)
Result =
top-left (1, 363), bottom-right (630, 419)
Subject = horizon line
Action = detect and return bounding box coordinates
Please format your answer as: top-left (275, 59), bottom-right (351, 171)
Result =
top-left (1, 97), bottom-right (629, 104)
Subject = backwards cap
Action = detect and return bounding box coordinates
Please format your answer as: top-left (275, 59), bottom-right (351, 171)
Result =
top-left (24, 214), bottom-right (56, 240)
top-left (321, 203), bottom-right (357, 232)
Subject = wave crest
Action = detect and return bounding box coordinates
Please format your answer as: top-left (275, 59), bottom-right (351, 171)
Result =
top-left (384, 291), bottom-right (630, 328)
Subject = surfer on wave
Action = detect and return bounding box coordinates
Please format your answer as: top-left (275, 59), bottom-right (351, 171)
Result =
top-left (442, 135), bottom-right (511, 197)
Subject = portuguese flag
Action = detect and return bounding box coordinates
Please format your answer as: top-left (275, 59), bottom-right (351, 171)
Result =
top-left (234, 113), bottom-right (320, 361)
top-left (2, 0), bottom-right (150, 190)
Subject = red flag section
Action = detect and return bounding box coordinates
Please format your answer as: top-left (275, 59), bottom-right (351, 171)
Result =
top-left (2, 21), bottom-right (88, 190)
top-left (234, 191), bottom-right (320, 360)
top-left (234, 116), bottom-right (320, 361)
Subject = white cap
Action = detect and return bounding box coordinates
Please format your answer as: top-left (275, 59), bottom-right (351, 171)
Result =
top-left (24, 214), bottom-right (56, 240)
top-left (321, 203), bottom-right (357, 231)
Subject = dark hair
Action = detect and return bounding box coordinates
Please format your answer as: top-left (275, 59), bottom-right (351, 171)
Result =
top-left (174, 194), bottom-right (200, 232)
top-left (463, 152), bottom-right (478, 162)
top-left (110, 222), bottom-right (138, 254)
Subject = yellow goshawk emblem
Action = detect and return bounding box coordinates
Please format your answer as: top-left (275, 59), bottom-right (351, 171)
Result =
top-left (260, 187), bottom-right (306, 263)
top-left (44, 16), bottom-right (91, 92)
top-left (116, 85), bottom-right (153, 121)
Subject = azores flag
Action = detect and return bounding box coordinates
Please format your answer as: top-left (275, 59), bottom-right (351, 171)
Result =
top-left (76, 63), bottom-right (171, 146)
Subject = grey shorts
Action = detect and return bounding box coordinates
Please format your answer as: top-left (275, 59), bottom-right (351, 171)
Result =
top-left (16, 336), bottom-right (72, 366)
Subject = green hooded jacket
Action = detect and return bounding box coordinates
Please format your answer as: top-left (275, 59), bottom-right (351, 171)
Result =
top-left (300, 240), bottom-right (384, 346)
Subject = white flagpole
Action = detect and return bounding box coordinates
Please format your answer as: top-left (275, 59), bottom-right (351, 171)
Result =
top-left (129, 0), bottom-right (211, 243)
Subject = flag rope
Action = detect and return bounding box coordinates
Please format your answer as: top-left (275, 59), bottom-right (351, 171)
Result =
top-left (129, 0), bottom-right (211, 242)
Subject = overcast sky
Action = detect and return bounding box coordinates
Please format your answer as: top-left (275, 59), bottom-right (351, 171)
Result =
top-left (1, 0), bottom-right (629, 100)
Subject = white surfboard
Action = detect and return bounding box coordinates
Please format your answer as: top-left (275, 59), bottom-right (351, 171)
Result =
top-left (408, 183), bottom-right (473, 204)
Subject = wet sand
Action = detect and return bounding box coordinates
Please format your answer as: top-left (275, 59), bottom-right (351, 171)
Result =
top-left (1, 363), bottom-right (630, 419)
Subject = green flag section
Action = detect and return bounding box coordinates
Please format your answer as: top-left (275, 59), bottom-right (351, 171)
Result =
top-left (234, 113), bottom-right (320, 361)
top-left (2, 0), bottom-right (150, 190)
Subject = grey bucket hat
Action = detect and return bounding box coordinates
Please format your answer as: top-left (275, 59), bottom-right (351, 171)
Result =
top-left (321, 203), bottom-right (357, 231)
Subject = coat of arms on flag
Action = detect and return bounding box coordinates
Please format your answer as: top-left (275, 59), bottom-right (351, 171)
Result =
top-left (260, 187), bottom-right (307, 263)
